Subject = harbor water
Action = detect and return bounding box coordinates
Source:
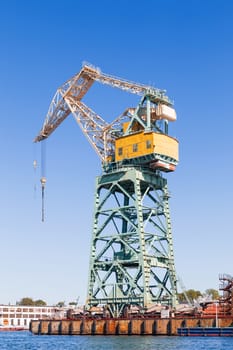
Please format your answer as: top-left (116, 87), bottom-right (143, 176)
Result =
top-left (0, 331), bottom-right (232, 350)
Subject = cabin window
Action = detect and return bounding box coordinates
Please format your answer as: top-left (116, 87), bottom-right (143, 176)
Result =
top-left (146, 140), bottom-right (152, 149)
top-left (11, 319), bottom-right (14, 326)
top-left (118, 147), bottom-right (123, 156)
top-left (133, 143), bottom-right (138, 152)
top-left (24, 319), bottom-right (27, 326)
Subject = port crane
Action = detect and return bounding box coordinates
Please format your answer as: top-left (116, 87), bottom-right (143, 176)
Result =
top-left (35, 63), bottom-right (179, 317)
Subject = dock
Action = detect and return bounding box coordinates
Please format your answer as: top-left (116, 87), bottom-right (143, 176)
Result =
top-left (30, 316), bottom-right (233, 336)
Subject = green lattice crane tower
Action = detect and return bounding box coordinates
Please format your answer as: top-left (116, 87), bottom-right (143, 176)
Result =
top-left (34, 63), bottom-right (179, 317)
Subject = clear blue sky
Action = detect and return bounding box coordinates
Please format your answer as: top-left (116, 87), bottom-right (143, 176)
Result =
top-left (1, 0), bottom-right (233, 305)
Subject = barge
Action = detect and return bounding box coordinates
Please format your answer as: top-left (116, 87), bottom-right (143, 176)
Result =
top-left (30, 316), bottom-right (233, 336)
top-left (178, 327), bottom-right (233, 336)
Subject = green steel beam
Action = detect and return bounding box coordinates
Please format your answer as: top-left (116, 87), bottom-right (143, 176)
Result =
top-left (86, 167), bottom-right (178, 317)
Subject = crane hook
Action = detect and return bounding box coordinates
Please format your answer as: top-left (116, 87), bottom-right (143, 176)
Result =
top-left (40, 176), bottom-right (47, 222)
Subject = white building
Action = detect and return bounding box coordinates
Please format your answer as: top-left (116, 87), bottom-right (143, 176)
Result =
top-left (0, 305), bottom-right (65, 329)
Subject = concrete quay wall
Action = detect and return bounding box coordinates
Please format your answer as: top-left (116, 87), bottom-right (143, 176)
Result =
top-left (30, 317), bottom-right (233, 336)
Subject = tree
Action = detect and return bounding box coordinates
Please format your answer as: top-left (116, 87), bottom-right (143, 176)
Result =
top-left (34, 299), bottom-right (47, 306)
top-left (56, 301), bottom-right (65, 308)
top-left (17, 297), bottom-right (47, 306)
top-left (18, 297), bottom-right (34, 306)
top-left (69, 301), bottom-right (77, 306)
top-left (178, 289), bottom-right (202, 303)
top-left (186, 289), bottom-right (202, 301)
top-left (205, 289), bottom-right (219, 300)
top-left (177, 292), bottom-right (188, 303)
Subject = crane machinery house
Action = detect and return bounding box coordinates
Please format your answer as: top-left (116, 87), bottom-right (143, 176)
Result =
top-left (115, 104), bottom-right (178, 171)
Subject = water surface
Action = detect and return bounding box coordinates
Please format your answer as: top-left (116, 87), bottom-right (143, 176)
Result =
top-left (0, 331), bottom-right (232, 350)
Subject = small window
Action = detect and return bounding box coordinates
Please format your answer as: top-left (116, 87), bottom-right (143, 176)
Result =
top-left (133, 144), bottom-right (138, 152)
top-left (118, 147), bottom-right (123, 156)
top-left (146, 140), bottom-right (152, 149)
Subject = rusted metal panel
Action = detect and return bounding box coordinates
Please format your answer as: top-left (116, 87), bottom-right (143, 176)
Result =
top-left (94, 320), bottom-right (106, 335)
top-left (30, 320), bottom-right (40, 334)
top-left (185, 318), bottom-right (200, 328)
top-left (70, 320), bottom-right (82, 335)
top-left (143, 319), bottom-right (155, 335)
top-left (105, 319), bottom-right (117, 335)
top-left (171, 319), bottom-right (184, 335)
top-left (49, 320), bottom-right (61, 335)
top-left (130, 319), bottom-right (143, 335)
top-left (39, 320), bottom-right (50, 335)
top-left (156, 319), bottom-right (170, 335)
top-left (117, 320), bottom-right (130, 335)
top-left (60, 320), bottom-right (71, 335)
top-left (81, 319), bottom-right (94, 335)
top-left (199, 318), bottom-right (213, 328)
